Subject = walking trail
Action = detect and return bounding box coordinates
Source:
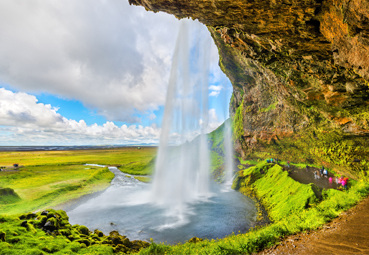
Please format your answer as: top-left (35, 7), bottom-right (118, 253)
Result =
top-left (260, 195), bottom-right (369, 255)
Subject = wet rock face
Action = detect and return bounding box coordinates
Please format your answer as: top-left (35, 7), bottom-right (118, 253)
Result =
top-left (321, 0), bottom-right (369, 80)
top-left (129, 0), bottom-right (369, 154)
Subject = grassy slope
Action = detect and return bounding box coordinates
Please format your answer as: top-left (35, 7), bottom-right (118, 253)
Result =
top-left (208, 120), bottom-right (229, 182)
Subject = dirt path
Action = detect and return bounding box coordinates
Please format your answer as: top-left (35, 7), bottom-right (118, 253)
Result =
top-left (260, 195), bottom-right (369, 255)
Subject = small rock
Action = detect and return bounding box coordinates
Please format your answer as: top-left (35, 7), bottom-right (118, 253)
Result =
top-left (188, 237), bottom-right (203, 243)
top-left (94, 229), bottom-right (104, 237)
top-left (20, 220), bottom-right (28, 227)
top-left (41, 210), bottom-right (49, 216)
top-left (43, 220), bottom-right (55, 231)
top-left (0, 231), bottom-right (6, 242)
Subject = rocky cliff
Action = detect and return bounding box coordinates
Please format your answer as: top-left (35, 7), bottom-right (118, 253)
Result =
top-left (129, 0), bottom-right (369, 177)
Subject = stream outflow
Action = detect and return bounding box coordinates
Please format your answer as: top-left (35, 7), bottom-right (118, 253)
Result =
top-left (66, 167), bottom-right (257, 244)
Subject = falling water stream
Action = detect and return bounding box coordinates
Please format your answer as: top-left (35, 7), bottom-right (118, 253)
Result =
top-left (66, 20), bottom-right (257, 244)
top-left (151, 20), bottom-right (212, 222)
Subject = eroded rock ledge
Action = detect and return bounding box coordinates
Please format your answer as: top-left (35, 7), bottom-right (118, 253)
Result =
top-left (129, 0), bottom-right (369, 175)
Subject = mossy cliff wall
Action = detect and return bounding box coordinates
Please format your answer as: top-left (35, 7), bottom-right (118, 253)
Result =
top-left (129, 0), bottom-right (369, 177)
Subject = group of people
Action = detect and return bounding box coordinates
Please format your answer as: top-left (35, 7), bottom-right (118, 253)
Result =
top-left (313, 166), bottom-right (328, 179)
top-left (266, 158), bottom-right (279, 164)
top-left (313, 166), bottom-right (349, 189)
top-left (265, 159), bottom-right (350, 190)
top-left (338, 176), bottom-right (349, 189)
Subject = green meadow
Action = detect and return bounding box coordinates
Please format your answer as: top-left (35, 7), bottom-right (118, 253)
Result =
top-left (0, 147), bottom-right (156, 168)
top-left (0, 147), bottom-right (156, 215)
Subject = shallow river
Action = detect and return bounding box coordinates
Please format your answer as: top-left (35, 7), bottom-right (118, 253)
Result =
top-left (66, 167), bottom-right (257, 244)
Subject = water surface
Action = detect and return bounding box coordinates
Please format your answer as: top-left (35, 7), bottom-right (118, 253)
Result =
top-left (67, 167), bottom-right (257, 244)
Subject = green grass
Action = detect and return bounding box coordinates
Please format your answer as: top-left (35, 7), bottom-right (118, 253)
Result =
top-left (0, 147), bottom-right (157, 168)
top-left (238, 158), bottom-right (259, 166)
top-left (0, 188), bottom-right (21, 204)
top-left (0, 165), bottom-right (114, 215)
top-left (134, 176), bottom-right (152, 183)
top-left (118, 156), bottom-right (155, 175)
top-left (0, 147), bottom-right (157, 215)
top-left (247, 164), bottom-right (318, 221)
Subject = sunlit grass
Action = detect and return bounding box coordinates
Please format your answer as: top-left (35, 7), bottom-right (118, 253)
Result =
top-left (134, 176), bottom-right (152, 183)
top-left (0, 164), bottom-right (114, 215)
top-left (0, 147), bottom-right (157, 168)
top-left (0, 147), bottom-right (157, 215)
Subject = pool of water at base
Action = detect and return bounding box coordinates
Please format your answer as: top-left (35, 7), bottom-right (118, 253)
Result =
top-left (66, 167), bottom-right (257, 244)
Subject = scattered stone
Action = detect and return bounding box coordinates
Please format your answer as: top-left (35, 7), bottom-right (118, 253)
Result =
top-left (43, 220), bottom-right (56, 231)
top-left (94, 229), bottom-right (104, 237)
top-left (0, 231), bottom-right (6, 242)
top-left (40, 210), bottom-right (49, 216)
top-left (19, 212), bottom-right (36, 220)
top-left (20, 220), bottom-right (28, 228)
top-left (114, 244), bottom-right (128, 253)
top-left (78, 225), bottom-right (89, 235)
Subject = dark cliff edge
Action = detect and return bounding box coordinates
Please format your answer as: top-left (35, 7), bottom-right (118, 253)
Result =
top-left (129, 0), bottom-right (369, 179)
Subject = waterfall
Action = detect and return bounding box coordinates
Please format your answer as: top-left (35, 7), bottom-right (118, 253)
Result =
top-left (151, 19), bottom-right (212, 220)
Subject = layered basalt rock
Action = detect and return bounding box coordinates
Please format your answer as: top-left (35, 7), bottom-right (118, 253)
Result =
top-left (129, 0), bottom-right (369, 171)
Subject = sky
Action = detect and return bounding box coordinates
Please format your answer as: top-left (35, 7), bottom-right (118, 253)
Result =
top-left (0, 0), bottom-right (232, 146)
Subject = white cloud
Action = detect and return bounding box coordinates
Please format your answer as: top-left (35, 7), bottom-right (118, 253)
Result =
top-left (209, 85), bottom-right (223, 97)
top-left (0, 1), bottom-right (230, 145)
top-left (0, 0), bottom-right (184, 122)
top-left (209, 91), bottom-right (220, 97)
top-left (0, 88), bottom-right (160, 145)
